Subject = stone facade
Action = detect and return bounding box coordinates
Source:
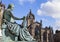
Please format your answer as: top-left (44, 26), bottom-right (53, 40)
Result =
top-left (54, 30), bottom-right (60, 42)
top-left (0, 1), bottom-right (5, 29)
top-left (0, 2), bottom-right (5, 42)
top-left (0, 1), bottom-right (5, 37)
top-left (26, 10), bottom-right (54, 42)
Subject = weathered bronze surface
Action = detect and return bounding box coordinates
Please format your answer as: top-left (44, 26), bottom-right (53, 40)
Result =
top-left (1, 4), bottom-right (36, 42)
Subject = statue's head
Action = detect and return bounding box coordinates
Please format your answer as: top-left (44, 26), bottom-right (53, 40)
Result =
top-left (7, 4), bottom-right (14, 10)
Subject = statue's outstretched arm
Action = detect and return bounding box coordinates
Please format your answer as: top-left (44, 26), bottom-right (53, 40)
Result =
top-left (9, 11), bottom-right (23, 20)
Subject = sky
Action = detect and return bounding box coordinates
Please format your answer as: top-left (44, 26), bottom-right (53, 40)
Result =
top-left (0, 0), bottom-right (60, 35)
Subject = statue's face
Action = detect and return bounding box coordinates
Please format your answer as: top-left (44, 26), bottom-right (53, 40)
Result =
top-left (10, 6), bottom-right (14, 10)
top-left (8, 4), bottom-right (14, 11)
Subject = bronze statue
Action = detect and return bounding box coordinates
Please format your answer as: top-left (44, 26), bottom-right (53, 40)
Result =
top-left (2, 4), bottom-right (36, 42)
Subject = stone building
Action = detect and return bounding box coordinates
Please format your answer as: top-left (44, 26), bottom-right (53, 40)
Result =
top-left (0, 1), bottom-right (5, 28)
top-left (0, 1), bottom-right (5, 36)
top-left (0, 1), bottom-right (5, 42)
top-left (26, 10), bottom-right (54, 42)
top-left (41, 27), bottom-right (54, 42)
top-left (54, 30), bottom-right (60, 42)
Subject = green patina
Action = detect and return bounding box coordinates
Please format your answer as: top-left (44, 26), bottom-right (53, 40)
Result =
top-left (1, 4), bottom-right (37, 42)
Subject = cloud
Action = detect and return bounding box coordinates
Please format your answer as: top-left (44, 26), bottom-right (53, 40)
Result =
top-left (54, 19), bottom-right (60, 28)
top-left (18, 0), bottom-right (36, 5)
top-left (37, 0), bottom-right (60, 18)
top-left (37, 0), bottom-right (60, 31)
top-left (37, 9), bottom-right (42, 15)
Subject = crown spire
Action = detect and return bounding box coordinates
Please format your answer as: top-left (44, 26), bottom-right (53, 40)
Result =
top-left (29, 9), bottom-right (32, 14)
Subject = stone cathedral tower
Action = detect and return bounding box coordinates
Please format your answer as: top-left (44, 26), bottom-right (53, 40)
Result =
top-left (26, 9), bottom-right (35, 26)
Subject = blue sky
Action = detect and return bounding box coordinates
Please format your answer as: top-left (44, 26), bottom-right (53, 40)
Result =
top-left (2, 0), bottom-right (60, 33)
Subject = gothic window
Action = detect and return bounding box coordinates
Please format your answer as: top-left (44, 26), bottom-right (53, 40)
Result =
top-left (29, 15), bottom-right (33, 19)
top-left (35, 25), bottom-right (40, 39)
top-left (43, 32), bottom-right (47, 40)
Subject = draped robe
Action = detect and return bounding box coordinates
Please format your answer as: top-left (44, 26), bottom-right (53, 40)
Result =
top-left (2, 9), bottom-right (36, 42)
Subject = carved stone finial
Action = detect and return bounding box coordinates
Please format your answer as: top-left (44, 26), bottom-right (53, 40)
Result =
top-left (40, 20), bottom-right (42, 26)
top-left (29, 9), bottom-right (32, 14)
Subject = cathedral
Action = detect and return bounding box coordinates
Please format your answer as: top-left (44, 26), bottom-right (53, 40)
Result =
top-left (26, 10), bottom-right (54, 42)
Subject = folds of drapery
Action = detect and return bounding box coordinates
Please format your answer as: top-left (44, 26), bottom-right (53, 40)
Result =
top-left (2, 19), bottom-right (35, 41)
